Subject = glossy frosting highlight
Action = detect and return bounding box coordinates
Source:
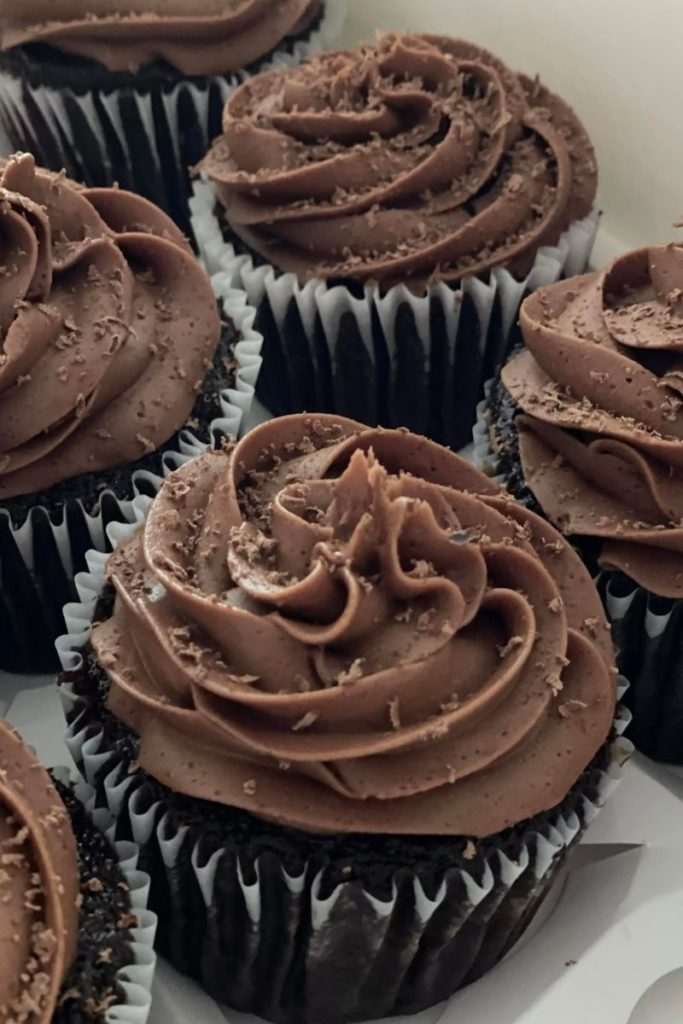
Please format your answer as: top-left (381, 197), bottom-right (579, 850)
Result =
top-left (0, 0), bottom-right (321, 76)
top-left (503, 244), bottom-right (683, 599)
top-left (0, 719), bottom-right (80, 1024)
top-left (0, 152), bottom-right (220, 500)
top-left (92, 414), bottom-right (616, 837)
top-left (202, 33), bottom-right (597, 289)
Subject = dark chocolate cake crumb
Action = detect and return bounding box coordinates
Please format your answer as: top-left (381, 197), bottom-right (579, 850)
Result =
top-left (63, 586), bottom-right (614, 904)
top-left (52, 779), bottom-right (135, 1024)
top-left (486, 373), bottom-right (543, 514)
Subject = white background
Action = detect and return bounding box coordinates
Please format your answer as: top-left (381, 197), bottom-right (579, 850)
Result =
top-left (342, 0), bottom-right (682, 266)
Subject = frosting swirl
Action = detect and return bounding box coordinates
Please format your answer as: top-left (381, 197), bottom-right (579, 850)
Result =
top-left (0, 719), bottom-right (80, 1023)
top-left (503, 244), bottom-right (683, 600)
top-left (0, 0), bottom-right (321, 76)
top-left (92, 413), bottom-right (616, 837)
top-left (0, 152), bottom-right (220, 500)
top-left (202, 33), bottom-right (597, 289)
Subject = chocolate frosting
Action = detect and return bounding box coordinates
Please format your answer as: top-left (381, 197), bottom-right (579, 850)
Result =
top-left (0, 152), bottom-right (220, 500)
top-left (0, 719), bottom-right (80, 1024)
top-left (0, 0), bottom-right (321, 76)
top-left (503, 244), bottom-right (683, 600)
top-left (201, 33), bottom-right (597, 290)
top-left (92, 413), bottom-right (616, 837)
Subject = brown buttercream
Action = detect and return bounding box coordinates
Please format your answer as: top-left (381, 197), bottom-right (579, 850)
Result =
top-left (0, 152), bottom-right (220, 500)
top-left (0, 718), bottom-right (80, 1024)
top-left (92, 413), bottom-right (616, 838)
top-left (503, 244), bottom-right (683, 600)
top-left (201, 33), bottom-right (597, 290)
top-left (0, 0), bottom-right (321, 76)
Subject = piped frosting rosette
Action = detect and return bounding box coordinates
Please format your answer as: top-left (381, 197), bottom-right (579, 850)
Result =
top-left (93, 413), bottom-right (616, 838)
top-left (0, 720), bottom-right (80, 1022)
top-left (504, 243), bottom-right (683, 600)
top-left (0, 151), bottom-right (220, 500)
top-left (202, 33), bottom-right (597, 289)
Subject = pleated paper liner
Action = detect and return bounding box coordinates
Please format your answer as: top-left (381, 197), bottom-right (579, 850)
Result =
top-left (0, 289), bottom-right (262, 676)
top-left (192, 180), bottom-right (598, 452)
top-left (597, 573), bottom-right (683, 764)
top-left (473, 383), bottom-right (683, 765)
top-left (56, 519), bottom-right (631, 1024)
top-left (0, 1), bottom-right (347, 237)
top-left (52, 768), bottom-right (157, 1024)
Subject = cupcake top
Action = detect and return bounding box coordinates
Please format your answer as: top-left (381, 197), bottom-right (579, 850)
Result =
top-left (92, 413), bottom-right (616, 838)
top-left (201, 33), bottom-right (597, 290)
top-left (0, 718), bottom-right (80, 1022)
top-left (503, 244), bottom-right (683, 600)
top-left (0, 152), bottom-right (220, 500)
top-left (0, 0), bottom-right (321, 76)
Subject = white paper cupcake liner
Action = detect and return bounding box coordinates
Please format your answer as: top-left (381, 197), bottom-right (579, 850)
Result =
top-left (50, 766), bottom-right (157, 1024)
top-left (0, 0), bottom-right (347, 234)
top-left (0, 299), bottom-right (259, 674)
top-left (192, 178), bottom-right (598, 450)
top-left (55, 518), bottom-right (632, 1024)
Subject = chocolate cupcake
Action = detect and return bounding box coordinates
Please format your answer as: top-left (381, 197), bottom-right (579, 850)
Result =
top-left (478, 242), bottom-right (683, 762)
top-left (0, 716), bottom-right (156, 1023)
top-left (58, 413), bottom-right (629, 1024)
top-left (0, 1), bottom-right (346, 235)
top-left (194, 33), bottom-right (599, 451)
top-left (0, 151), bottom-right (237, 673)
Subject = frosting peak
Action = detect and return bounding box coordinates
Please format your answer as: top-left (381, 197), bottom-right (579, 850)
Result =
top-left (503, 243), bottom-right (683, 599)
top-left (0, 152), bottom-right (220, 500)
top-left (0, 0), bottom-right (322, 76)
top-left (93, 414), bottom-right (616, 837)
top-left (0, 719), bottom-right (80, 1024)
top-left (202, 33), bottom-right (597, 289)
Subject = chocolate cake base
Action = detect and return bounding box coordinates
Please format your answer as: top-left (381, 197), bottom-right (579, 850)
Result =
top-left (59, 586), bottom-right (617, 1024)
top-left (53, 778), bottom-right (135, 1024)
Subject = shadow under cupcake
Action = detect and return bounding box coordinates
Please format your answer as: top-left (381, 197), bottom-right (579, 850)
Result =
top-left (58, 412), bottom-right (629, 1024)
top-left (478, 242), bottom-right (683, 763)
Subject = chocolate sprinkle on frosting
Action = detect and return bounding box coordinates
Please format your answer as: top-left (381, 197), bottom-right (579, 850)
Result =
top-left (202, 33), bottom-right (597, 289)
top-left (92, 412), bottom-right (616, 838)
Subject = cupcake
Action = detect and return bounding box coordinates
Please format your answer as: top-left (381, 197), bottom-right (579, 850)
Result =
top-left (480, 242), bottom-right (683, 762)
top-left (58, 413), bottom-right (629, 1024)
top-left (0, 0), bottom-right (346, 235)
top-left (0, 151), bottom-right (234, 673)
top-left (193, 32), bottom-right (599, 451)
top-left (0, 716), bottom-right (156, 1023)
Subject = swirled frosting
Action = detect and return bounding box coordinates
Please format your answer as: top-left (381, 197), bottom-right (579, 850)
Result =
top-left (0, 0), bottom-right (321, 76)
top-left (503, 244), bottom-right (683, 600)
top-left (0, 152), bottom-right (220, 500)
top-left (92, 413), bottom-right (616, 837)
top-left (0, 719), bottom-right (80, 1024)
top-left (201, 33), bottom-right (597, 289)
